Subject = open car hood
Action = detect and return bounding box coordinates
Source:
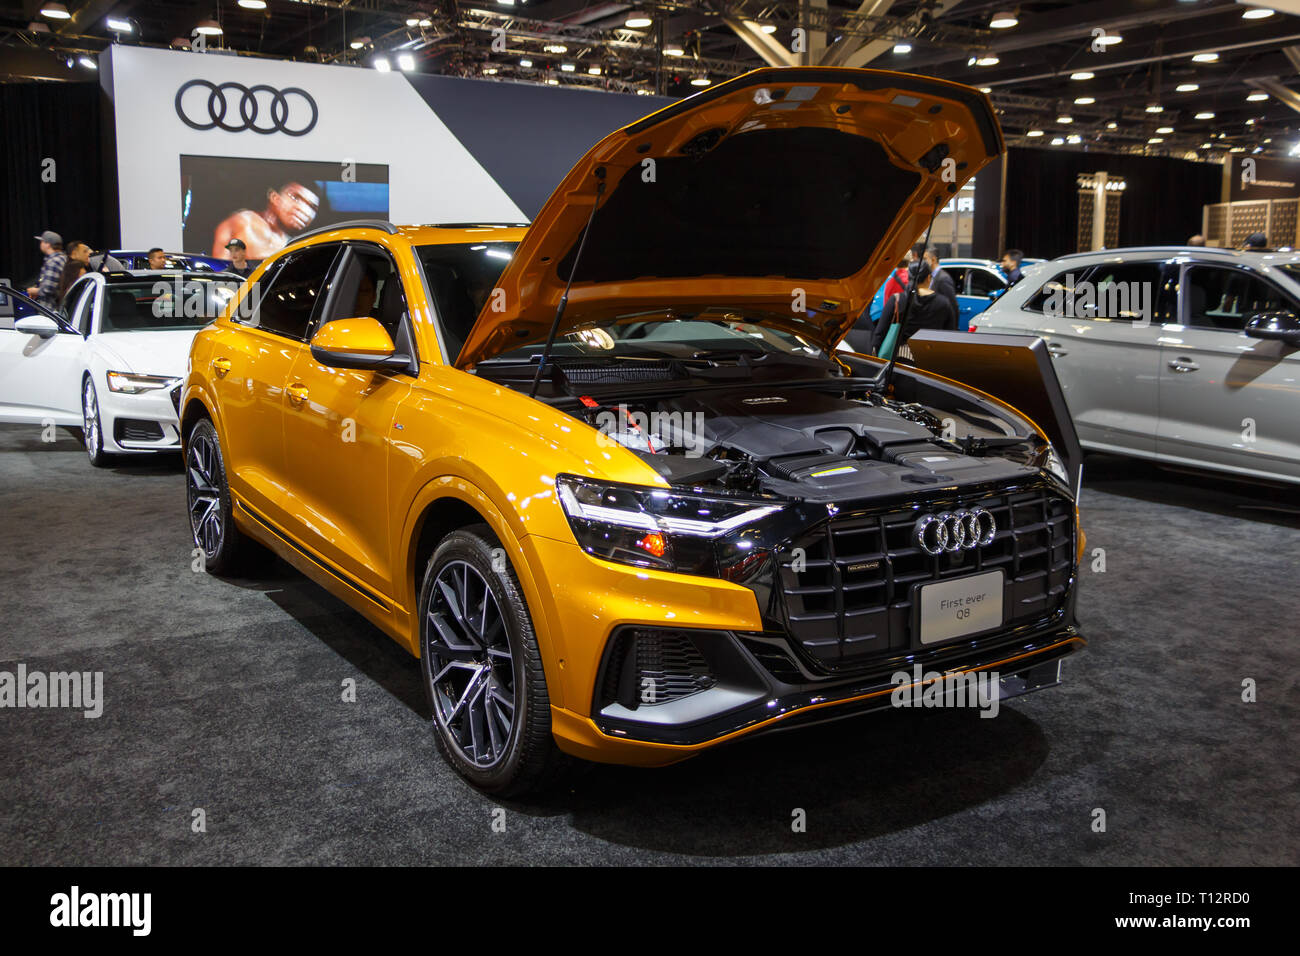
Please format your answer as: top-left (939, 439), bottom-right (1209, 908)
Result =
top-left (456, 67), bottom-right (1004, 368)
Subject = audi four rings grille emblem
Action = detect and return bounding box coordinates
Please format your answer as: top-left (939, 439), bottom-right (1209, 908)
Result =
top-left (914, 508), bottom-right (997, 556)
top-left (175, 80), bottom-right (318, 136)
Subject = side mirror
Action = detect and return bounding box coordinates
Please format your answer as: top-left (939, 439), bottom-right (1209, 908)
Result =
top-left (1244, 312), bottom-right (1300, 347)
top-left (15, 316), bottom-right (59, 338)
top-left (309, 317), bottom-right (412, 372)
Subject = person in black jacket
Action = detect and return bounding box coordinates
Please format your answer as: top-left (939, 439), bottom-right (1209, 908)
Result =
top-left (872, 260), bottom-right (957, 359)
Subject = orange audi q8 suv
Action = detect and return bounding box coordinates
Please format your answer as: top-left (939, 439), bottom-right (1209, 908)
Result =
top-left (181, 67), bottom-right (1085, 794)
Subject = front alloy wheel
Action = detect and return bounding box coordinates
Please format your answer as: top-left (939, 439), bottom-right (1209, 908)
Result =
top-left (82, 377), bottom-right (109, 468)
top-left (419, 526), bottom-right (566, 795)
top-left (185, 417), bottom-right (266, 576)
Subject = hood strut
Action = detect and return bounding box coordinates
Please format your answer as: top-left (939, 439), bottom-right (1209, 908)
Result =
top-left (882, 196), bottom-right (942, 392)
top-left (529, 170), bottom-right (608, 399)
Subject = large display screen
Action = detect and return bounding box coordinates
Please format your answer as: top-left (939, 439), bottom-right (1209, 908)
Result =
top-left (179, 154), bottom-right (389, 261)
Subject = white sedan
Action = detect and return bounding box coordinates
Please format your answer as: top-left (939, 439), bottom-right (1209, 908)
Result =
top-left (970, 246), bottom-right (1300, 485)
top-left (0, 271), bottom-right (240, 466)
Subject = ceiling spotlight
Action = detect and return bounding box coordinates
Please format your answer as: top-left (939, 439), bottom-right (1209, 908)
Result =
top-left (625, 12), bottom-right (653, 28)
top-left (40, 3), bottom-right (71, 20)
top-left (1246, 118), bottom-right (1256, 125)
top-left (1106, 121), bottom-right (1118, 129)
top-left (760, 24), bottom-right (777, 34)
top-left (519, 57), bottom-right (532, 67)
top-left (397, 53), bottom-right (416, 71)
top-left (1074, 96), bottom-right (1095, 105)
top-left (1051, 137), bottom-right (1065, 145)
top-left (350, 36), bottom-right (370, 50)
top-left (1067, 134), bottom-right (1082, 143)
top-left (544, 44), bottom-right (567, 53)
top-left (1229, 146), bottom-right (1245, 152)
top-left (419, 17), bottom-right (432, 27)
top-left (691, 75), bottom-right (712, 86)
top-left (373, 56), bottom-right (391, 72)
top-left (975, 55), bottom-right (1000, 66)
top-left (989, 11), bottom-right (1019, 29)
top-left (1192, 52), bottom-right (1219, 62)
top-left (588, 66), bottom-right (602, 75)
top-left (546, 78), bottom-right (559, 85)
top-left (406, 17), bottom-right (419, 26)
top-left (1242, 7), bottom-right (1274, 18)
top-left (1246, 92), bottom-right (1268, 101)
top-left (1057, 114), bottom-right (1073, 123)
top-left (1195, 111), bottom-right (1215, 119)
top-left (237, 0), bottom-right (266, 9)
top-left (483, 67), bottom-right (498, 75)
top-left (1156, 126), bottom-right (1174, 134)
top-left (1095, 32), bottom-right (1122, 46)
top-left (560, 62), bottom-right (575, 72)
top-left (1070, 71), bottom-right (1094, 80)
top-left (1027, 129), bottom-right (1044, 137)
top-left (194, 19), bottom-right (223, 36)
top-left (106, 16), bottom-right (133, 31)
top-left (893, 42), bottom-right (912, 54)
top-left (1175, 83), bottom-right (1199, 92)
top-left (664, 44), bottom-right (684, 56)
top-left (1145, 104), bottom-right (1163, 113)
top-left (1148, 137), bottom-right (1165, 143)
top-left (78, 56), bottom-right (97, 69)
top-left (979, 87), bottom-right (992, 93)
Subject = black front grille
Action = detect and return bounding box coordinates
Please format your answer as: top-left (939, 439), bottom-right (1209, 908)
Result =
top-left (600, 628), bottom-right (717, 708)
top-left (114, 418), bottom-right (165, 443)
top-left (777, 483), bottom-right (1074, 672)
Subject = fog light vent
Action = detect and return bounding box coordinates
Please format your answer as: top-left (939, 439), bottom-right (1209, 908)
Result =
top-left (602, 628), bottom-right (716, 709)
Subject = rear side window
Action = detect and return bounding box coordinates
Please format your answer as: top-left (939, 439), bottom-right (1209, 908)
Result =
top-left (967, 268), bottom-right (1004, 297)
top-left (1023, 262), bottom-right (1163, 323)
top-left (1023, 268), bottom-right (1093, 316)
top-left (247, 244), bottom-right (339, 340)
top-left (1183, 266), bottom-right (1297, 332)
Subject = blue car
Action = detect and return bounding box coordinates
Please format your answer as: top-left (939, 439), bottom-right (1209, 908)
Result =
top-left (862, 257), bottom-right (1043, 336)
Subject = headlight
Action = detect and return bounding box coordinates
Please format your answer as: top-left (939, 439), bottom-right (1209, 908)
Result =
top-left (556, 475), bottom-right (785, 576)
top-left (1032, 441), bottom-right (1070, 488)
top-left (106, 371), bottom-right (180, 394)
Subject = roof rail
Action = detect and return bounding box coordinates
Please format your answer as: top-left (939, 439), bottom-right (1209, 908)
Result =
top-left (287, 219), bottom-right (399, 245)
top-left (422, 222), bottom-right (531, 229)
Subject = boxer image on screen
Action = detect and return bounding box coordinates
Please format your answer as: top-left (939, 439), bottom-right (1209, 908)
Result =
top-left (212, 181), bottom-right (320, 260)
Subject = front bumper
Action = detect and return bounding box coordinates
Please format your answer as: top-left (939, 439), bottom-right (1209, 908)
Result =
top-left (527, 532), bottom-right (1083, 767)
top-left (99, 379), bottom-right (183, 453)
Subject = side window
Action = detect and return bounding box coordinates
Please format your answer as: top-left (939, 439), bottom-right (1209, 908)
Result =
top-left (1079, 263), bottom-right (1162, 322)
top-left (321, 245), bottom-right (408, 342)
top-left (968, 268), bottom-right (1004, 298)
top-left (1183, 266), bottom-right (1296, 332)
top-left (944, 267), bottom-right (968, 292)
top-left (1023, 267), bottom-right (1093, 316)
top-left (69, 280), bottom-right (96, 335)
top-left (247, 244), bottom-right (339, 340)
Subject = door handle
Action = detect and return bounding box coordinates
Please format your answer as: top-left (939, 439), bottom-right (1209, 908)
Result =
top-left (285, 383), bottom-right (309, 407)
top-left (1167, 358), bottom-right (1200, 373)
top-left (211, 357), bottom-right (232, 378)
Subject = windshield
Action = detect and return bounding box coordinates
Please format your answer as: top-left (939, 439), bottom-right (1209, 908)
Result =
top-left (414, 240), bottom-right (829, 367)
top-left (101, 277), bottom-right (241, 332)
top-left (482, 311), bottom-right (829, 365)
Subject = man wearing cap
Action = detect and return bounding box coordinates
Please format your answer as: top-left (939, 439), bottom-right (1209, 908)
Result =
top-left (27, 230), bottom-right (67, 310)
top-left (224, 238), bottom-right (255, 279)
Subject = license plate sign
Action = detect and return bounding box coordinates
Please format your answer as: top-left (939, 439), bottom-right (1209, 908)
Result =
top-left (917, 570), bottom-right (1004, 645)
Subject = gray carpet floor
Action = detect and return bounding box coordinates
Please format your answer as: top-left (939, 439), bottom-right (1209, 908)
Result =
top-left (1, 423), bottom-right (1296, 865)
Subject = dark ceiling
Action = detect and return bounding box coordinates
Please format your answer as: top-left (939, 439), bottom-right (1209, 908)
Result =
top-left (2, 0), bottom-right (1298, 159)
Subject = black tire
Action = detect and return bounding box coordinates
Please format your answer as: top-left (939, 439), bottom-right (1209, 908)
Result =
top-left (81, 377), bottom-right (111, 468)
top-left (185, 417), bottom-right (269, 576)
top-left (419, 524), bottom-right (568, 796)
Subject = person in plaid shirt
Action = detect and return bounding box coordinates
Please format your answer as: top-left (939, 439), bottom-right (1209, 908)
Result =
top-left (27, 230), bottom-right (67, 310)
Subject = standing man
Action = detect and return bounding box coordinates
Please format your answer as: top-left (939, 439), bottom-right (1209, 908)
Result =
top-left (923, 246), bottom-right (959, 321)
top-left (223, 239), bottom-right (255, 279)
top-left (999, 248), bottom-right (1024, 285)
top-left (146, 248), bottom-right (168, 270)
top-left (26, 231), bottom-right (67, 310)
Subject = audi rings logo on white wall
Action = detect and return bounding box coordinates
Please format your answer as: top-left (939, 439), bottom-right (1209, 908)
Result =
top-left (174, 80), bottom-right (319, 136)
top-left (914, 509), bottom-right (997, 556)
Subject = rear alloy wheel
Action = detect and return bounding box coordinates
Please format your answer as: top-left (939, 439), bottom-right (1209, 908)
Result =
top-left (82, 378), bottom-right (110, 468)
top-left (185, 417), bottom-right (266, 576)
top-left (419, 525), bottom-right (566, 795)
